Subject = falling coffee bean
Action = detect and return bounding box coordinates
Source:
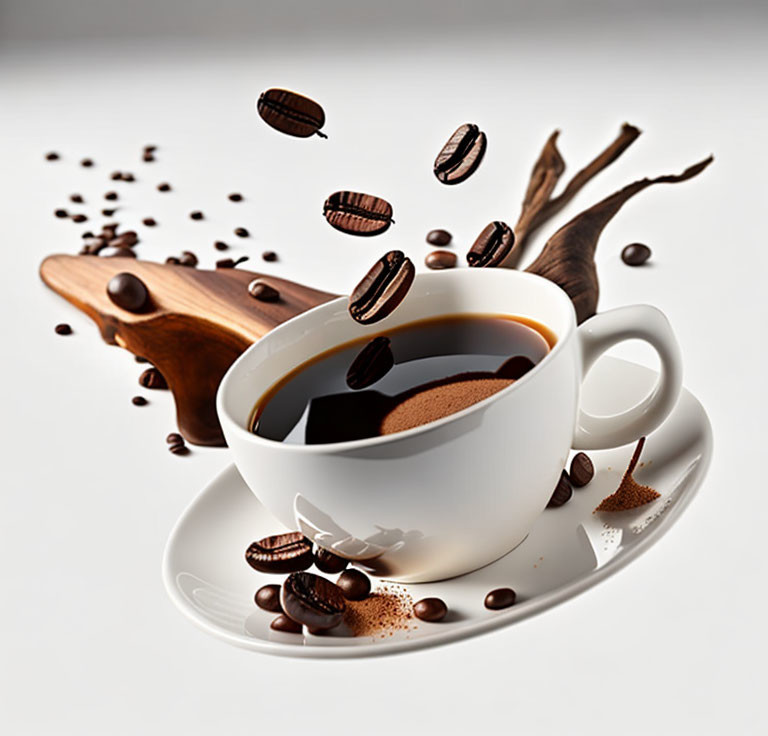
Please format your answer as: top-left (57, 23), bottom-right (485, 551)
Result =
top-left (433, 123), bottom-right (487, 185)
top-left (621, 243), bottom-right (651, 266)
top-left (262, 250), bottom-right (277, 262)
top-left (257, 88), bottom-right (327, 139)
top-left (166, 432), bottom-right (183, 445)
top-left (323, 191), bottom-right (393, 236)
top-left (414, 597), bottom-right (447, 622)
top-left (270, 614), bottom-right (302, 634)
top-left (569, 452), bottom-right (594, 487)
top-left (547, 470), bottom-right (573, 508)
top-left (131, 396), bottom-right (148, 406)
top-left (142, 151), bottom-right (155, 162)
top-left (101, 209), bottom-right (117, 217)
top-left (139, 367), bottom-right (168, 390)
top-left (104, 191), bottom-right (118, 201)
top-left (157, 182), bottom-right (171, 192)
top-left (54, 323), bottom-right (72, 335)
top-left (70, 194), bottom-right (84, 203)
top-left (245, 532), bottom-right (314, 574)
top-left (80, 158), bottom-right (94, 167)
top-left (54, 209), bottom-right (68, 218)
top-left (346, 336), bottom-right (394, 390)
top-left (214, 241), bottom-right (229, 251)
top-left (143, 144), bottom-right (157, 153)
top-left (314, 548), bottom-right (348, 574)
top-left (106, 272), bottom-right (149, 312)
top-left (348, 251), bottom-right (415, 325)
top-left (248, 280), bottom-right (280, 302)
top-left (426, 228), bottom-right (452, 246)
top-left (234, 227), bottom-right (249, 238)
top-left (467, 221), bottom-right (515, 268)
top-left (189, 211), bottom-right (203, 220)
top-left (336, 569), bottom-right (371, 601)
top-left (255, 584), bottom-right (283, 613)
top-left (142, 217), bottom-right (156, 227)
top-left (496, 355), bottom-right (535, 380)
top-left (228, 193), bottom-right (243, 201)
top-left (45, 152), bottom-right (60, 161)
top-left (425, 250), bottom-right (457, 270)
top-left (280, 572), bottom-right (346, 630)
top-left (71, 214), bottom-right (88, 223)
top-left (110, 171), bottom-right (123, 180)
top-left (484, 588), bottom-right (517, 610)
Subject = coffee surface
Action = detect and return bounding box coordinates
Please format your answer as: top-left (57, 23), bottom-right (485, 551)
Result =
top-left (250, 314), bottom-right (554, 444)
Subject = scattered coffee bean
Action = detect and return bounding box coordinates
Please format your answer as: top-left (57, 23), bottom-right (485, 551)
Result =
top-left (323, 191), bottom-right (394, 236)
top-left (270, 614), bottom-right (302, 634)
top-left (102, 246), bottom-right (137, 259)
top-left (434, 123), bottom-right (487, 185)
top-left (81, 231), bottom-right (94, 239)
top-left (336, 569), bottom-right (371, 601)
top-left (142, 151), bottom-right (155, 162)
top-left (110, 171), bottom-right (123, 181)
top-left (169, 443), bottom-right (189, 456)
top-left (346, 336), bottom-right (394, 390)
top-left (101, 223), bottom-right (118, 238)
top-left (101, 208), bottom-right (117, 217)
top-left (157, 182), bottom-right (171, 192)
top-left (216, 255), bottom-right (249, 269)
top-left (166, 432), bottom-right (183, 444)
top-left (414, 597), bottom-right (447, 622)
top-left (245, 532), bottom-right (314, 574)
top-left (426, 229), bottom-right (452, 246)
top-left (569, 452), bottom-right (594, 487)
top-left (214, 241), bottom-right (229, 251)
top-left (122, 172), bottom-right (135, 182)
top-left (104, 192), bottom-right (118, 201)
top-left (69, 194), bottom-right (84, 204)
top-left (425, 250), bottom-right (457, 270)
top-left (179, 251), bottom-right (198, 267)
top-left (54, 209), bottom-right (68, 218)
top-left (80, 239), bottom-right (106, 256)
top-left (484, 588), bottom-right (517, 610)
top-left (621, 243), bottom-right (651, 266)
top-left (54, 323), bottom-right (72, 335)
top-left (142, 217), bottom-right (156, 227)
top-left (348, 250), bottom-right (415, 325)
top-left (139, 367), bottom-right (168, 390)
top-left (248, 280), bottom-right (280, 301)
top-left (257, 88), bottom-right (327, 139)
top-left (131, 396), bottom-right (148, 406)
top-left (109, 230), bottom-right (138, 247)
top-left (228, 193), bottom-right (243, 201)
top-left (262, 250), bottom-right (277, 262)
top-left (547, 470), bottom-right (573, 508)
top-left (467, 221), bottom-right (514, 268)
top-left (71, 214), bottom-right (88, 223)
top-left (314, 548), bottom-right (348, 574)
top-left (190, 211), bottom-right (203, 220)
top-left (280, 572), bottom-right (345, 630)
top-left (80, 158), bottom-right (94, 167)
top-left (166, 256), bottom-right (180, 265)
top-left (143, 144), bottom-right (157, 153)
top-left (234, 227), bottom-right (249, 237)
top-left (255, 584), bottom-right (283, 613)
top-left (45, 152), bottom-right (60, 161)
top-left (496, 355), bottom-right (535, 380)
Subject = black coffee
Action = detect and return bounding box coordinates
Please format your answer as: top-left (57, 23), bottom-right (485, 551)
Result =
top-left (249, 314), bottom-right (555, 445)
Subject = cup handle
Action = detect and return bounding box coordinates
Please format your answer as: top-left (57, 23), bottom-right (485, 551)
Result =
top-left (573, 305), bottom-right (683, 450)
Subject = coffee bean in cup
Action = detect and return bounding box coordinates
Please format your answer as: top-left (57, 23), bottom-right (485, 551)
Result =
top-left (348, 250), bottom-right (414, 324)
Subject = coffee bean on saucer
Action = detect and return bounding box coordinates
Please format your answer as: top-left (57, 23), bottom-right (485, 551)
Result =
top-left (433, 123), bottom-right (487, 185)
top-left (257, 88), bottom-right (327, 139)
top-left (131, 395), bottom-right (148, 406)
top-left (166, 432), bottom-right (183, 444)
top-left (314, 548), bottom-right (348, 574)
top-left (228, 193), bottom-right (243, 201)
top-left (323, 191), bottom-right (394, 236)
top-left (425, 250), bottom-right (457, 270)
top-left (71, 214), bottom-right (88, 223)
top-left (54, 323), bottom-right (72, 335)
top-left (270, 614), bottom-right (302, 634)
top-left (102, 208), bottom-right (117, 217)
top-left (169, 443), bottom-right (189, 456)
top-left (234, 227), bottom-right (249, 238)
top-left (570, 452), bottom-right (595, 487)
top-left (190, 211), bottom-right (204, 220)
top-left (467, 221), bottom-right (514, 268)
top-left (54, 209), bottom-right (68, 218)
top-left (142, 217), bottom-right (156, 227)
top-left (280, 572), bottom-right (346, 630)
top-left (214, 241), bottom-right (229, 251)
top-left (621, 243), bottom-right (651, 266)
top-left (346, 336), bottom-right (394, 390)
top-left (45, 152), bottom-right (60, 161)
top-left (104, 191), bottom-right (118, 201)
top-left (255, 584), bottom-right (283, 613)
top-left (157, 182), bottom-right (171, 192)
top-left (484, 587), bottom-right (517, 610)
top-left (248, 280), bottom-right (280, 302)
top-left (348, 250), bottom-right (415, 325)
top-left (80, 158), bottom-right (94, 167)
top-left (106, 272), bottom-right (149, 312)
top-left (139, 367), bottom-right (168, 390)
top-left (70, 194), bottom-right (84, 203)
top-left (547, 470), bottom-right (573, 508)
top-left (336, 569), bottom-right (371, 601)
top-left (496, 355), bottom-right (535, 380)
top-left (426, 229), bottom-right (452, 246)
top-left (262, 250), bottom-right (277, 262)
top-left (179, 251), bottom-right (198, 267)
top-left (246, 532), bottom-right (314, 574)
top-left (414, 597), bottom-right (447, 622)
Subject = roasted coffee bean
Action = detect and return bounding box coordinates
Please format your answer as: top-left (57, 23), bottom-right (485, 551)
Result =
top-left (45, 152), bottom-right (60, 161)
top-left (54, 323), bottom-right (72, 335)
top-left (433, 123), bottom-right (487, 185)
top-left (484, 587), bottom-right (517, 610)
top-left (257, 88), bottom-right (327, 139)
top-left (262, 250), bottom-right (277, 262)
top-left (71, 214), bottom-right (88, 223)
top-left (414, 597), bottom-right (447, 622)
top-left (621, 243), bottom-right (651, 266)
top-left (54, 209), bottom-right (68, 218)
top-left (81, 231), bottom-right (94, 239)
top-left (106, 272), bottom-right (149, 312)
top-left (280, 572), bottom-right (345, 630)
top-left (246, 532), bottom-right (314, 574)
top-left (426, 229), bottom-right (452, 246)
top-left (157, 182), bottom-right (171, 192)
top-left (70, 194), bottom-right (84, 203)
top-left (569, 452), bottom-right (594, 487)
top-left (166, 256), bottom-right (181, 265)
top-left (131, 395), bottom-right (148, 406)
top-left (349, 251), bottom-right (415, 325)
top-left (169, 443), bottom-right (189, 455)
top-left (139, 367), bottom-right (168, 390)
top-left (255, 584), bottom-right (283, 613)
top-left (179, 251), bottom-right (198, 267)
top-left (189, 210), bottom-right (203, 220)
top-left (81, 239), bottom-right (106, 255)
top-left (248, 280), bottom-right (280, 301)
top-left (80, 158), bottom-right (94, 167)
top-left (101, 223), bottom-right (119, 237)
top-left (214, 241), bottom-right (229, 251)
top-left (143, 144), bottom-right (157, 153)
top-left (102, 246), bottom-right (137, 259)
top-left (104, 191), bottom-right (118, 201)
top-left (142, 217), bottom-right (156, 227)
top-left (336, 569), bottom-right (371, 601)
top-left (101, 208), bottom-right (117, 217)
top-left (166, 432), bottom-right (183, 444)
top-left (467, 221), bottom-right (514, 268)
top-left (142, 151), bottom-right (155, 162)
top-left (122, 172), bottom-right (135, 182)
top-left (216, 256), bottom-right (249, 269)
top-left (547, 470), bottom-right (573, 508)
top-left (323, 191), bottom-right (393, 236)
top-left (496, 355), bottom-right (535, 380)
top-left (228, 193), bottom-right (243, 201)
top-left (314, 548), bottom-right (348, 574)
top-left (109, 231), bottom-right (138, 248)
top-left (346, 336), bottom-right (394, 390)
top-left (425, 250), bottom-right (457, 270)
top-left (270, 614), bottom-right (302, 634)
top-left (110, 171), bottom-right (123, 180)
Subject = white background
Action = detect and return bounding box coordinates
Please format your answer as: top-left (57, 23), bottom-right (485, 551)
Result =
top-left (1, 1), bottom-right (767, 734)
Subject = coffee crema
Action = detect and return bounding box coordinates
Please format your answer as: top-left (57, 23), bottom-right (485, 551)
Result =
top-left (249, 313), bottom-right (556, 445)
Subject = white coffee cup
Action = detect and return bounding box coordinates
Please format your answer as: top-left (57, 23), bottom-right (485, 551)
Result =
top-left (218, 269), bottom-right (682, 582)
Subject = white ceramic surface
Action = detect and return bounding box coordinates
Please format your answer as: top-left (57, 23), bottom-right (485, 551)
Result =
top-left (166, 356), bottom-right (712, 658)
top-left (217, 269), bottom-right (682, 581)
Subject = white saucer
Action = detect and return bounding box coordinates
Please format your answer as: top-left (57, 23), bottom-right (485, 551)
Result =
top-left (162, 356), bottom-right (712, 658)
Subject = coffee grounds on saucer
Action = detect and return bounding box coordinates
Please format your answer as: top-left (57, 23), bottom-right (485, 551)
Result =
top-left (594, 437), bottom-right (659, 512)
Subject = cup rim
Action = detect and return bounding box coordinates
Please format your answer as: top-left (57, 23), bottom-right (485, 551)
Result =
top-left (217, 269), bottom-right (577, 453)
